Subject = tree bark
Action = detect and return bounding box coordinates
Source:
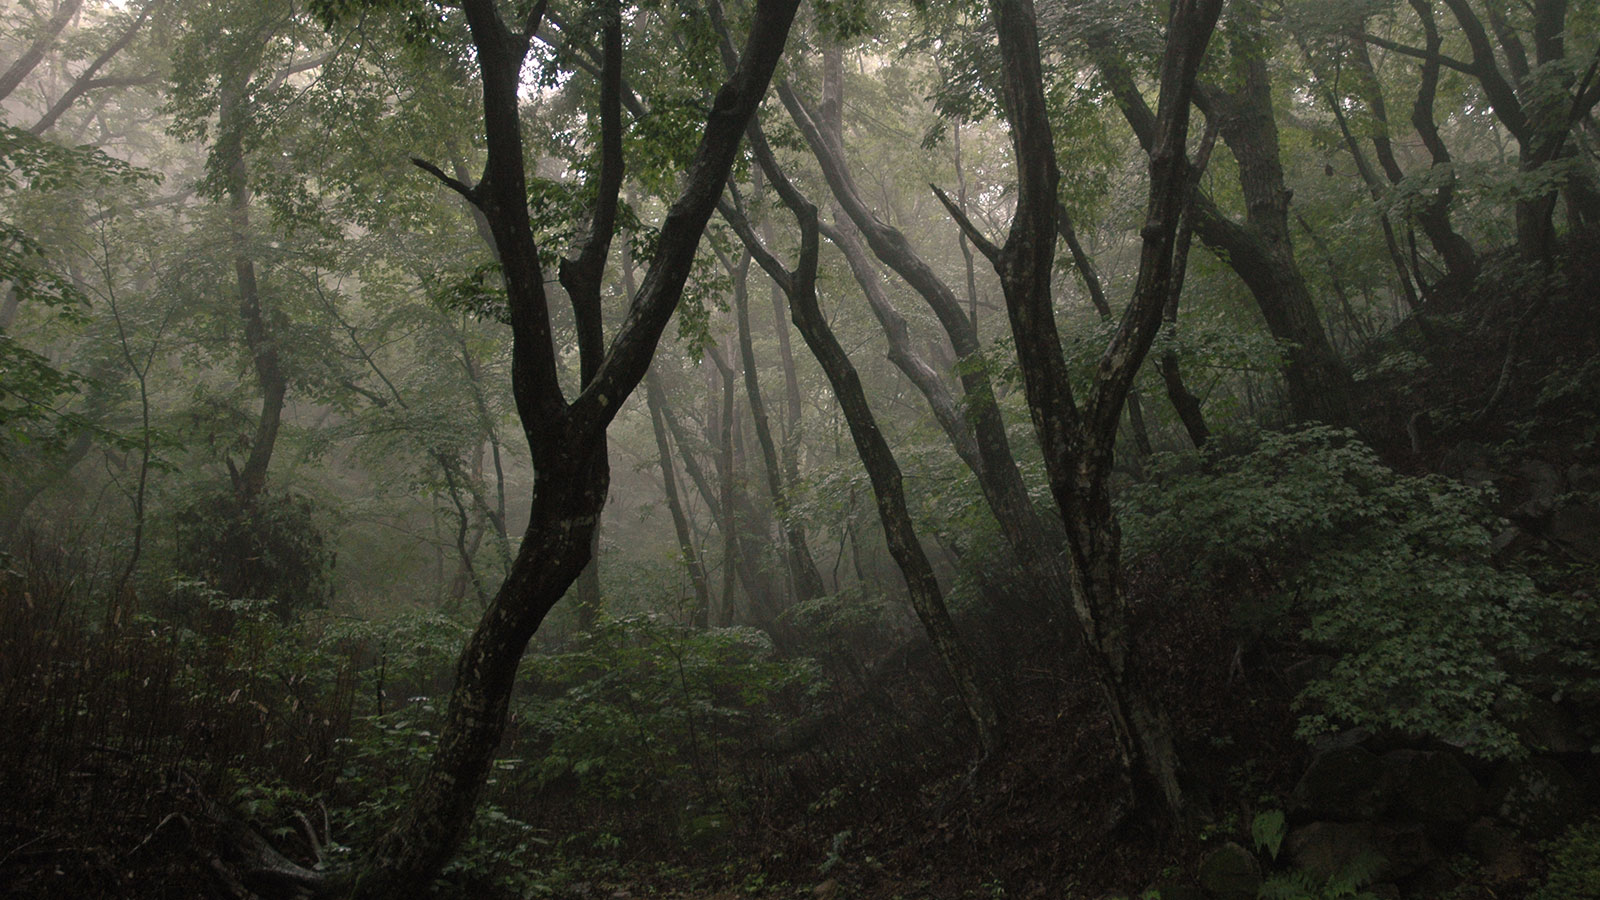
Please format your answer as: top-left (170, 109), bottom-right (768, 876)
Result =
top-left (974, 0), bottom-right (1222, 820)
top-left (731, 225), bottom-right (826, 605)
top-left (1097, 47), bottom-right (1353, 426)
top-left (217, 64), bottom-right (286, 505)
top-left (0, 0), bottom-right (85, 103)
top-left (647, 367), bottom-right (713, 625)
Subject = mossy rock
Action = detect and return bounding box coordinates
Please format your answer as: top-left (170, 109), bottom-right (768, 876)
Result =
top-left (1196, 841), bottom-right (1260, 900)
top-left (1491, 757), bottom-right (1588, 839)
top-left (1291, 745), bottom-right (1395, 821)
top-left (1384, 749), bottom-right (1483, 826)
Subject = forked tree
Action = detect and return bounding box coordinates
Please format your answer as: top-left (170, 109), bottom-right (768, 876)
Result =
top-left (943, 0), bottom-right (1223, 819)
top-left (215, 0), bottom-right (802, 893)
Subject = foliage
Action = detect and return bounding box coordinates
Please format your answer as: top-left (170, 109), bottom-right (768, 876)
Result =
top-left (516, 614), bottom-right (818, 815)
top-left (1534, 821), bottom-right (1600, 900)
top-left (1257, 857), bottom-right (1382, 900)
top-left (1121, 427), bottom-right (1551, 756)
top-left (169, 486), bottom-right (333, 620)
top-left (1251, 809), bottom-right (1287, 862)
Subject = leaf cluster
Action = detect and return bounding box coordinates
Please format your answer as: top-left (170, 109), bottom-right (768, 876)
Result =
top-left (1121, 426), bottom-right (1553, 757)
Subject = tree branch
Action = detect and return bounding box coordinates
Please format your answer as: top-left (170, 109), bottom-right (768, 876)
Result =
top-left (410, 156), bottom-right (478, 204)
top-left (931, 183), bottom-right (1000, 263)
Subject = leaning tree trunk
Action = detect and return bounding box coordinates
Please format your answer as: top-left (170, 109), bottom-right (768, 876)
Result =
top-left (718, 121), bottom-right (1003, 757)
top-left (779, 63), bottom-right (1079, 620)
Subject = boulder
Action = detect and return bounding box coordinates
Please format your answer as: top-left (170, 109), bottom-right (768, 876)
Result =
top-left (1196, 841), bottom-right (1260, 900)
top-left (1490, 757), bottom-right (1588, 838)
top-left (1548, 503), bottom-right (1600, 561)
top-left (1375, 822), bottom-right (1439, 880)
top-left (1567, 463), bottom-right (1600, 494)
top-left (1383, 750), bottom-right (1483, 826)
top-left (1285, 822), bottom-right (1385, 883)
top-left (1284, 822), bottom-right (1437, 885)
top-left (1291, 746), bottom-right (1394, 821)
top-left (1513, 695), bottom-right (1589, 755)
top-left (1510, 459), bottom-right (1562, 520)
top-left (1465, 817), bottom-right (1535, 882)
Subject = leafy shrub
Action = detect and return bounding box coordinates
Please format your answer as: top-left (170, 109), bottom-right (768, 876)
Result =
top-left (171, 486), bottom-right (332, 620)
top-left (515, 614), bottom-right (818, 818)
top-left (1535, 821), bottom-right (1600, 900)
top-left (1120, 427), bottom-right (1550, 756)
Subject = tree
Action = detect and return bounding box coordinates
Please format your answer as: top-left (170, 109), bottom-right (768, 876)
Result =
top-left (947, 0), bottom-right (1222, 818)
top-left (343, 0), bottom-right (802, 890)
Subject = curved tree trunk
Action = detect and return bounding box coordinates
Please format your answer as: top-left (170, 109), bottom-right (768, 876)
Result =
top-left (217, 71), bottom-right (286, 505)
top-left (780, 60), bottom-right (1078, 620)
top-left (349, 0), bottom-right (802, 890)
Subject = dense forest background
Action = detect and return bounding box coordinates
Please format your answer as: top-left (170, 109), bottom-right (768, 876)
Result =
top-left (2, 0), bottom-right (1598, 897)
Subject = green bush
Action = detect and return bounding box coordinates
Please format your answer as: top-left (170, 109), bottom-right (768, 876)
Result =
top-left (516, 614), bottom-right (819, 813)
top-left (1120, 427), bottom-right (1550, 757)
top-left (171, 486), bottom-right (333, 620)
top-left (1535, 821), bottom-right (1600, 900)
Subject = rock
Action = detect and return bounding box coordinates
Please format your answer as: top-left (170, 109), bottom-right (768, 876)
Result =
top-left (812, 879), bottom-right (838, 899)
top-left (1567, 463), bottom-right (1600, 494)
top-left (1439, 442), bottom-right (1492, 481)
top-left (1196, 841), bottom-right (1260, 900)
top-left (1151, 884), bottom-right (1206, 900)
top-left (1384, 749), bottom-right (1482, 826)
top-left (1490, 757), bottom-right (1588, 838)
top-left (1465, 817), bottom-right (1534, 882)
top-left (1511, 459), bottom-right (1562, 520)
top-left (1548, 503), bottom-right (1600, 560)
top-left (1285, 822), bottom-right (1385, 883)
top-left (1514, 695), bottom-right (1589, 754)
top-left (1375, 822), bottom-right (1438, 880)
top-left (1399, 859), bottom-right (1457, 896)
top-left (1291, 746), bottom-right (1394, 821)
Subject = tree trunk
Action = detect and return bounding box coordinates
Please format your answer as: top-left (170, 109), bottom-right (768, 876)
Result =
top-left (780, 58), bottom-right (1078, 621)
top-left (733, 227), bottom-right (826, 605)
top-left (0, 0), bottom-right (85, 103)
top-left (217, 73), bottom-right (286, 505)
top-left (721, 126), bottom-right (1003, 757)
top-left (351, 0), bottom-right (802, 889)
top-left (1098, 48), bottom-right (1353, 426)
top-left (1209, 4), bottom-right (1353, 424)
top-left (647, 368), bottom-right (713, 625)
top-left (977, 0), bottom-right (1221, 820)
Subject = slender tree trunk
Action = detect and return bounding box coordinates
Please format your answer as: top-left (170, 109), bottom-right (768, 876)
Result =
top-left (217, 75), bottom-right (286, 505)
top-left (721, 126), bottom-right (1003, 756)
top-left (647, 369), bottom-right (713, 625)
top-left (781, 58), bottom-right (1078, 621)
top-left (731, 229), bottom-right (826, 605)
top-left (0, 0), bottom-right (85, 103)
